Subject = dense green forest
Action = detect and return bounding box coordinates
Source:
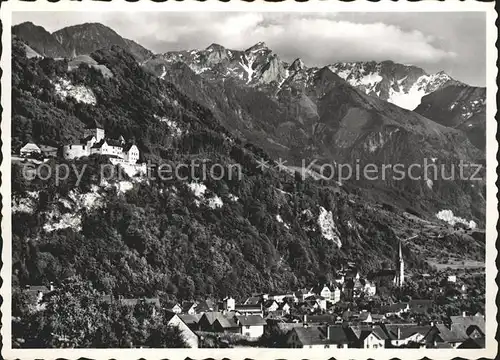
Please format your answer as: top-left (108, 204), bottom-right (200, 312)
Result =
top-left (11, 38), bottom-right (483, 305)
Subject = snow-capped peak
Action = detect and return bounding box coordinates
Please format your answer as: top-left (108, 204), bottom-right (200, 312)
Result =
top-left (290, 58), bottom-right (305, 72)
top-left (148, 42), bottom-right (460, 111)
top-left (245, 41), bottom-right (269, 53)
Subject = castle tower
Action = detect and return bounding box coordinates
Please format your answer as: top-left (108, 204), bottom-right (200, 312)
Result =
top-left (395, 239), bottom-right (405, 286)
top-left (84, 120), bottom-right (105, 142)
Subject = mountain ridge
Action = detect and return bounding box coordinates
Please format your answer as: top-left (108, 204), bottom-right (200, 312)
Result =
top-left (12, 21), bottom-right (153, 62)
top-left (148, 41), bottom-right (462, 110)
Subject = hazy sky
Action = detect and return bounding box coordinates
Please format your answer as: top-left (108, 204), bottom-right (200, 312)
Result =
top-left (13, 12), bottom-right (486, 86)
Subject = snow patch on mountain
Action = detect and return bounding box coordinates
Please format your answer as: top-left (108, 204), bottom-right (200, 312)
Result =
top-left (160, 66), bottom-right (167, 79)
top-left (239, 55), bottom-right (256, 84)
top-left (388, 85), bottom-right (427, 110)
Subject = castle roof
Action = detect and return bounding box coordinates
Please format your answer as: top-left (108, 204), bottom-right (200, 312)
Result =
top-left (80, 135), bottom-right (96, 144)
top-left (91, 138), bottom-right (123, 149)
top-left (86, 119), bottom-right (104, 129)
top-left (123, 143), bottom-right (137, 152)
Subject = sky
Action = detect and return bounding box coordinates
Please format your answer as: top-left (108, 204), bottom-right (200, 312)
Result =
top-left (12, 12), bottom-right (486, 86)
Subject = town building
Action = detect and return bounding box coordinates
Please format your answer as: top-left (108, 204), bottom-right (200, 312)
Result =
top-left (164, 301), bottom-right (182, 314)
top-left (221, 296), bottom-right (235, 312)
top-left (195, 299), bottom-right (218, 313)
top-left (312, 284), bottom-right (332, 300)
top-left (286, 325), bottom-right (350, 348)
top-left (382, 324), bottom-right (431, 347)
top-left (422, 323), bottom-right (469, 348)
top-left (198, 312), bottom-right (239, 333)
top-left (19, 142), bottom-right (42, 157)
top-left (345, 325), bottom-right (387, 349)
top-left (286, 326), bottom-right (331, 349)
top-left (164, 312), bottom-right (199, 348)
top-left (235, 315), bottom-right (267, 338)
top-left (263, 300), bottom-right (279, 313)
top-left (25, 284), bottom-right (54, 311)
top-left (178, 314), bottom-right (201, 331)
top-left (235, 303), bottom-right (263, 316)
top-left (182, 301), bottom-right (197, 315)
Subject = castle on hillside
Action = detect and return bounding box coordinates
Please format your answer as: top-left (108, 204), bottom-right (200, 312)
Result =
top-left (62, 121), bottom-right (139, 164)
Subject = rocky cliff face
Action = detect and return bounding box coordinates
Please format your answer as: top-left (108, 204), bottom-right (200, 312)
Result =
top-left (12, 22), bottom-right (69, 58)
top-left (414, 85), bottom-right (486, 150)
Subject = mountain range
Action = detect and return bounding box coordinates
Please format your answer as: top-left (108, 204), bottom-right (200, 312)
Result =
top-left (147, 41), bottom-right (461, 111)
top-left (10, 21), bottom-right (486, 299)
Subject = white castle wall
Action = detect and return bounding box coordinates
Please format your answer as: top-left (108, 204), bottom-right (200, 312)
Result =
top-left (63, 144), bottom-right (90, 159)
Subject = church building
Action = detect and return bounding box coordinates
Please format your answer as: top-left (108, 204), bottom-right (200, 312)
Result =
top-left (368, 238), bottom-right (405, 288)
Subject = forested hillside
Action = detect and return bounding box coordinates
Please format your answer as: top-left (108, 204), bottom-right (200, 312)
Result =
top-left (11, 38), bottom-right (484, 302)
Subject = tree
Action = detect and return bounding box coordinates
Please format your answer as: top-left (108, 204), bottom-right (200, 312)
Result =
top-left (147, 315), bottom-right (188, 348)
top-left (17, 277), bottom-right (108, 348)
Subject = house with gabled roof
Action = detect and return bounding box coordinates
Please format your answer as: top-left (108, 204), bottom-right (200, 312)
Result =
top-left (304, 295), bottom-right (327, 311)
top-left (382, 324), bottom-right (431, 347)
top-left (164, 312), bottom-right (199, 348)
top-left (25, 284), bottom-right (54, 311)
top-left (286, 326), bottom-right (331, 349)
top-left (278, 301), bottom-right (291, 315)
top-left (244, 296), bottom-right (262, 305)
top-left (345, 325), bottom-right (388, 349)
top-left (198, 312), bottom-right (239, 333)
top-left (178, 314), bottom-right (201, 331)
top-left (286, 325), bottom-right (350, 349)
top-left (449, 315), bottom-right (485, 334)
top-left (326, 326), bottom-right (350, 348)
top-left (181, 301), bottom-right (197, 315)
top-left (195, 299), bottom-right (218, 313)
top-left (263, 300), bottom-right (279, 313)
top-left (235, 315), bottom-right (267, 338)
top-left (312, 284), bottom-right (332, 301)
top-left (20, 142), bottom-right (42, 157)
top-left (358, 311), bottom-right (373, 324)
top-left (164, 301), bottom-right (182, 314)
top-left (382, 302), bottom-right (410, 317)
top-left (422, 323), bottom-right (469, 348)
top-left (294, 288), bottom-right (314, 302)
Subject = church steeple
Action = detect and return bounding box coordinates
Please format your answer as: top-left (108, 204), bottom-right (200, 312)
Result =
top-left (395, 238), bottom-right (405, 287)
